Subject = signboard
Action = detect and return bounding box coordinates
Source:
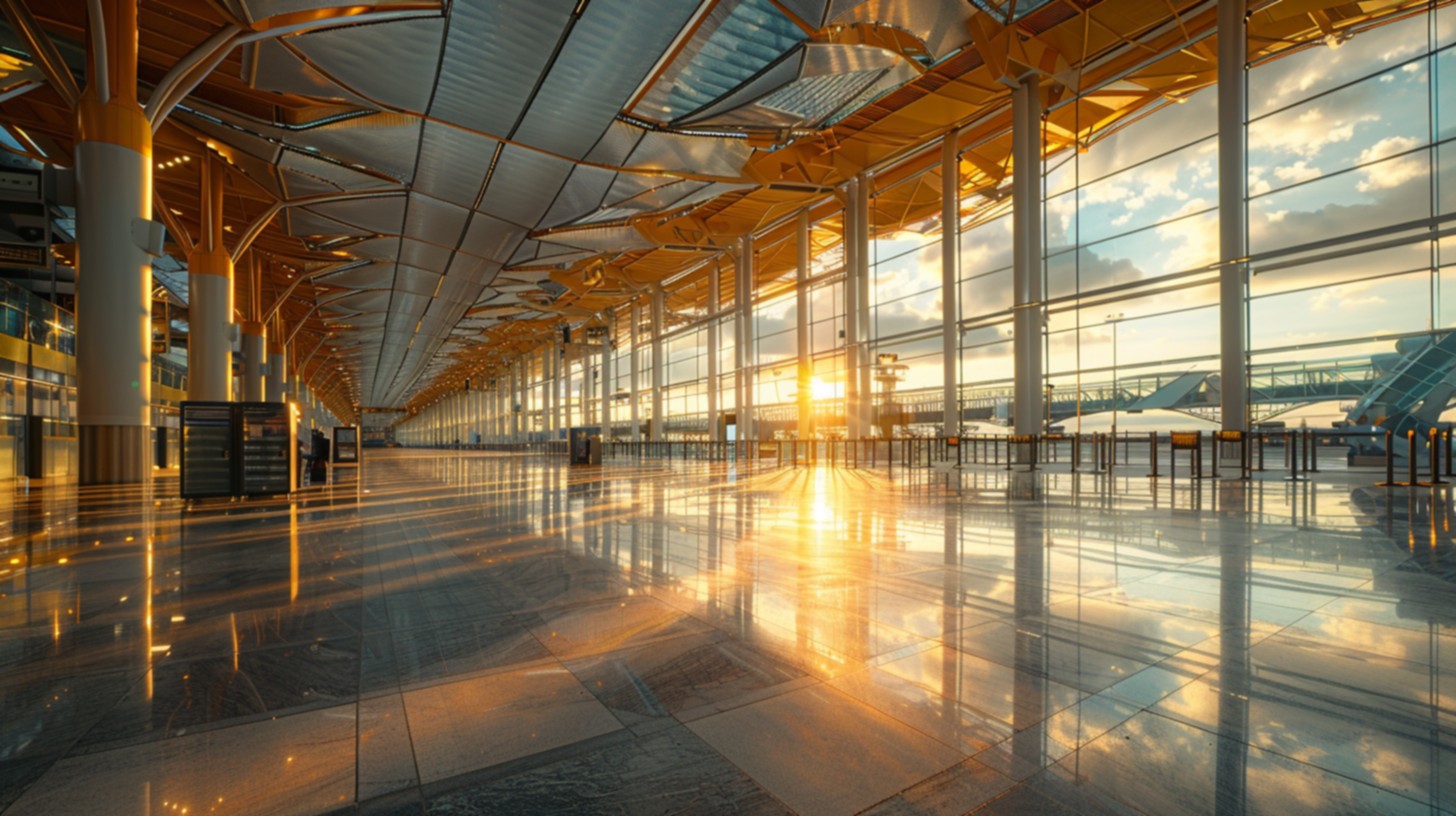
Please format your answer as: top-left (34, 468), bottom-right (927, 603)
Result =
top-left (1170, 431), bottom-right (1202, 450)
top-left (332, 426), bottom-right (359, 464)
top-left (181, 402), bottom-right (236, 499)
top-left (180, 401), bottom-right (296, 499)
top-left (151, 299), bottom-right (170, 355)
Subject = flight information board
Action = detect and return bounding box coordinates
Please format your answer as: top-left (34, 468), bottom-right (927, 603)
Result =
top-left (181, 402), bottom-right (234, 499)
top-left (180, 401), bottom-right (297, 499)
top-left (239, 403), bottom-right (296, 496)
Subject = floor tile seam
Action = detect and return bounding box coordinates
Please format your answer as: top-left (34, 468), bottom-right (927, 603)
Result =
top-left (814, 680), bottom-right (982, 769)
top-left (670, 710), bottom-right (808, 815)
top-left (390, 648), bottom-right (563, 697)
top-left (384, 682), bottom-right (427, 808)
top-left (1229, 662), bottom-right (1456, 729)
top-left (1257, 625), bottom-right (1454, 669)
top-left (45, 664), bottom-right (159, 758)
top-left (408, 725), bottom-right (639, 804)
top-left (0, 668), bottom-right (149, 810)
top-left (67, 694), bottom-right (362, 757)
top-left (1129, 706), bottom-right (1446, 809)
top-left (851, 757), bottom-right (1018, 816)
top-left (988, 770), bottom-right (1159, 816)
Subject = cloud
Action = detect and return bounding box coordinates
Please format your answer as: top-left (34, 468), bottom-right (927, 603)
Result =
top-left (1310, 281), bottom-right (1387, 313)
top-left (1355, 136), bottom-right (1426, 192)
top-left (1273, 160), bottom-right (1322, 184)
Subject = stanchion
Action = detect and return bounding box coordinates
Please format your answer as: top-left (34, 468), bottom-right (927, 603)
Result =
top-left (1377, 430), bottom-right (1397, 487)
top-left (1409, 430), bottom-right (1423, 487)
top-left (1307, 429), bottom-right (1320, 473)
top-left (1430, 427), bottom-right (1445, 485)
top-left (1285, 429), bottom-right (1307, 482)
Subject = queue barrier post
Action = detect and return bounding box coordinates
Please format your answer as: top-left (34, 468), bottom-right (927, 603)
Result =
top-left (1169, 431), bottom-right (1202, 480)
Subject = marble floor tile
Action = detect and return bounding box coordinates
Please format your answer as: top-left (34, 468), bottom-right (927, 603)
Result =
top-left (861, 757), bottom-right (1016, 815)
top-left (358, 693), bottom-right (417, 801)
top-left (6, 704), bottom-right (357, 816)
top-left (563, 629), bottom-right (803, 727)
top-left (687, 683), bottom-right (964, 816)
top-left (424, 724), bottom-right (788, 815)
top-left (401, 663), bottom-right (622, 784)
top-left (4, 451), bottom-right (1454, 815)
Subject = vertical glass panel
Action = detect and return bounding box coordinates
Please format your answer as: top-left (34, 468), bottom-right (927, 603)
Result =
top-left (1250, 152), bottom-right (1431, 255)
top-left (1250, 61), bottom-right (1429, 197)
top-left (1075, 137), bottom-right (1217, 245)
top-left (1249, 14), bottom-right (1429, 118)
top-left (1076, 88), bottom-right (1216, 181)
top-left (961, 214), bottom-right (1014, 275)
top-left (961, 268), bottom-right (1013, 320)
top-left (1249, 268), bottom-right (1433, 351)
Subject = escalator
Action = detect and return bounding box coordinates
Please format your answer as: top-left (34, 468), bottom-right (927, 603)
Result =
top-left (1344, 333), bottom-right (1456, 463)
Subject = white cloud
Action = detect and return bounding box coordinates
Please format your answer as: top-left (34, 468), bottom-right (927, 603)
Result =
top-left (1355, 136), bottom-right (1425, 192)
top-left (1273, 160), bottom-right (1322, 184)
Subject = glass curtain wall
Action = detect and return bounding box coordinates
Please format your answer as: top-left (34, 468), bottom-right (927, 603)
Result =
top-left (401, 7), bottom-right (1452, 443)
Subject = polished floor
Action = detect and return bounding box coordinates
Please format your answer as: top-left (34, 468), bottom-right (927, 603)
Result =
top-left (0, 450), bottom-right (1452, 815)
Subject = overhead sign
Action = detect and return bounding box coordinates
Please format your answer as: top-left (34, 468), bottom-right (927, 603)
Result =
top-left (151, 299), bottom-right (169, 355)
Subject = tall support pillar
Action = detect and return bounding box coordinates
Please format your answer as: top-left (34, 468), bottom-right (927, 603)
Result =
top-left (541, 346), bottom-right (550, 439)
top-left (854, 175), bottom-right (872, 437)
top-left (265, 335), bottom-right (286, 402)
top-left (941, 130), bottom-right (961, 437)
top-left (552, 333), bottom-right (562, 437)
top-left (601, 310), bottom-right (613, 437)
top-left (76, 0), bottom-right (153, 483)
top-left (239, 321), bottom-right (266, 401)
top-left (1011, 76), bottom-right (1044, 439)
top-left (844, 178), bottom-right (860, 439)
top-left (736, 236), bottom-right (755, 441)
top-left (796, 211), bottom-right (813, 440)
top-left (650, 290), bottom-right (664, 442)
top-left (707, 264), bottom-right (720, 441)
top-left (1219, 0), bottom-right (1248, 434)
top-left (187, 155), bottom-right (233, 402)
top-left (563, 346), bottom-right (574, 431)
top-left (630, 304), bottom-right (642, 441)
top-left (512, 358), bottom-right (522, 442)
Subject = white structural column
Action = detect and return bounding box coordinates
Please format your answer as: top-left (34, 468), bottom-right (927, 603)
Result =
top-left (736, 236), bottom-right (755, 441)
top-left (265, 334), bottom-right (286, 402)
top-left (187, 155), bottom-right (233, 402)
top-left (75, 0), bottom-right (153, 483)
top-left (796, 210), bottom-right (813, 439)
top-left (240, 321), bottom-right (266, 401)
top-left (564, 346), bottom-right (574, 431)
top-left (1011, 76), bottom-right (1044, 438)
top-left (513, 358), bottom-right (523, 441)
top-left (941, 130), bottom-right (961, 437)
top-left (1218, 0), bottom-right (1248, 433)
top-left (650, 289), bottom-right (664, 441)
top-left (843, 177), bottom-right (861, 439)
top-left (630, 303), bottom-right (642, 441)
top-left (601, 310), bottom-right (613, 436)
top-left (707, 263), bottom-right (720, 441)
top-left (540, 346), bottom-right (550, 439)
top-left (854, 174), bottom-right (872, 437)
top-left (550, 332), bottom-right (561, 436)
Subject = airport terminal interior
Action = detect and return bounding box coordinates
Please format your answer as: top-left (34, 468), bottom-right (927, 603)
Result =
top-left (1, 0), bottom-right (1455, 814)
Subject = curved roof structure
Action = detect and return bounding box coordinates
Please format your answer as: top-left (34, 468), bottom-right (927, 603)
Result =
top-left (0, 0), bottom-right (1433, 419)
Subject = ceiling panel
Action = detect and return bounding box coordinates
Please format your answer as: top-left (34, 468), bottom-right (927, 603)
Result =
top-left (290, 17), bottom-right (445, 112)
top-left (511, 0), bottom-right (699, 158)
top-left (428, 0), bottom-right (578, 137)
top-left (476, 145), bottom-right (574, 228)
